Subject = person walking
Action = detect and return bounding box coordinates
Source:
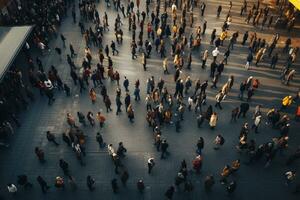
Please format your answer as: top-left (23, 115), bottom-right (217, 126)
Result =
top-left (104, 95), bottom-right (113, 112)
top-left (123, 76), bottom-right (129, 92)
top-left (163, 58), bottom-right (169, 74)
top-left (86, 175), bottom-right (95, 191)
top-left (165, 186), bottom-right (175, 200)
top-left (217, 5), bottom-right (222, 17)
top-left (231, 107), bottom-right (239, 122)
top-left (239, 81), bottom-right (246, 100)
top-left (7, 183), bottom-right (17, 195)
top-left (121, 170), bottom-right (129, 186)
top-left (70, 44), bottom-right (76, 57)
top-left (210, 61), bottom-right (218, 78)
top-left (242, 31), bottom-right (248, 45)
top-left (60, 34), bottom-right (66, 48)
top-left (284, 170), bottom-right (296, 186)
top-left (245, 51), bottom-right (253, 70)
top-left (89, 88), bottom-right (97, 104)
top-left (161, 139), bottom-right (169, 159)
top-left (17, 175), bottom-right (33, 189)
top-left (77, 112), bottom-right (87, 126)
top-left (87, 111), bottom-right (95, 126)
top-left (46, 131), bottom-right (59, 146)
top-left (209, 112), bottom-right (218, 129)
top-left (35, 147), bottom-right (45, 162)
top-left (116, 95), bottom-right (123, 115)
top-left (147, 157), bottom-right (155, 174)
top-left (96, 112), bottom-right (106, 128)
top-left (110, 41), bottom-right (119, 55)
top-left (200, 2), bottom-right (206, 16)
top-left (59, 159), bottom-right (70, 176)
top-left (215, 91), bottom-right (224, 109)
top-left (204, 175), bottom-right (215, 191)
top-left (127, 104), bottom-right (135, 122)
top-left (212, 47), bottom-right (220, 62)
top-left (137, 179), bottom-right (145, 193)
top-left (37, 176), bottom-right (50, 193)
top-left (55, 47), bottom-right (62, 61)
top-left (220, 165), bottom-right (230, 184)
top-left (142, 52), bottom-right (147, 71)
top-left (117, 142), bottom-right (127, 157)
top-left (96, 132), bottom-right (105, 148)
top-left (252, 114), bottom-right (262, 133)
top-left (196, 137), bottom-right (204, 155)
top-left (192, 155), bottom-right (203, 173)
top-left (270, 53), bottom-right (278, 69)
top-left (214, 134), bottom-right (225, 150)
top-left (238, 103), bottom-right (250, 118)
top-left (201, 50), bottom-right (208, 69)
top-left (111, 178), bottom-right (118, 193)
top-left (223, 48), bottom-right (230, 64)
top-left (226, 181), bottom-right (237, 194)
top-left (281, 95), bottom-right (293, 110)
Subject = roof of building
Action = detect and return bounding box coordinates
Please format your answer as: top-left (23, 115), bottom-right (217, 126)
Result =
top-left (0, 25), bottom-right (33, 80)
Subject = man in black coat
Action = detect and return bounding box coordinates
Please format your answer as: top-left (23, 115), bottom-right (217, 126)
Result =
top-left (161, 140), bottom-right (169, 159)
top-left (238, 103), bottom-right (250, 118)
top-left (210, 61), bottom-right (218, 78)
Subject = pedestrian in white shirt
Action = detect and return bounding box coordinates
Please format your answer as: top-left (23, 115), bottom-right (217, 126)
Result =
top-left (188, 97), bottom-right (193, 111)
top-left (252, 115), bottom-right (262, 133)
top-left (212, 47), bottom-right (220, 62)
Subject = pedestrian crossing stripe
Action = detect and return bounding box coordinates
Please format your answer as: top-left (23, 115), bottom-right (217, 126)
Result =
top-left (290, 0), bottom-right (300, 10)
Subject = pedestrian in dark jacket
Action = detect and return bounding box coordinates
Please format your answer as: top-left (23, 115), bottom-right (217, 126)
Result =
top-left (210, 61), bottom-right (218, 78)
top-left (238, 103), bottom-right (250, 118)
top-left (17, 175), bottom-right (33, 189)
top-left (147, 157), bottom-right (155, 174)
top-left (59, 159), bottom-right (69, 175)
top-left (137, 179), bottom-right (145, 193)
top-left (46, 131), bottom-right (59, 146)
top-left (111, 178), bottom-right (118, 193)
top-left (121, 170), bottom-right (129, 186)
top-left (96, 132), bottom-right (105, 148)
top-left (204, 175), bottom-right (215, 191)
top-left (161, 140), bottom-right (169, 159)
top-left (37, 176), bottom-right (50, 193)
top-left (165, 186), bottom-right (175, 200)
top-left (86, 175), bottom-right (95, 191)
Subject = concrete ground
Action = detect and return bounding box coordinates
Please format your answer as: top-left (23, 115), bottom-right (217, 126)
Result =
top-left (0, 0), bottom-right (300, 199)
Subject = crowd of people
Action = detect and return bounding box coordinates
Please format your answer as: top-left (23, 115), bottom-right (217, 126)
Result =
top-left (0, 0), bottom-right (300, 199)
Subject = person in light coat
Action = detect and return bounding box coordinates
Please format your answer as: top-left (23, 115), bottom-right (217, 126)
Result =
top-left (209, 112), bottom-right (218, 129)
top-left (252, 115), bottom-right (262, 133)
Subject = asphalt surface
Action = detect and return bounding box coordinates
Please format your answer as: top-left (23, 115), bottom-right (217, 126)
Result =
top-left (0, 0), bottom-right (300, 199)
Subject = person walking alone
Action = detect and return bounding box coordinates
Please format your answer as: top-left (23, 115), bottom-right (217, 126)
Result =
top-left (148, 157), bottom-right (155, 174)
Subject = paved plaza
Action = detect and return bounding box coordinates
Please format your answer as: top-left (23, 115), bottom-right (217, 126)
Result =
top-left (0, 0), bottom-right (300, 199)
